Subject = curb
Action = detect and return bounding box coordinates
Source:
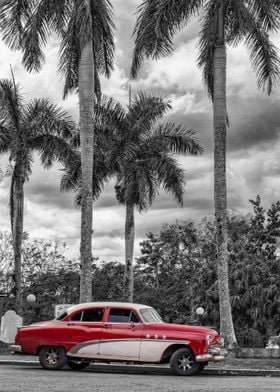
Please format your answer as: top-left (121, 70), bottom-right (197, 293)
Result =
top-left (0, 359), bottom-right (38, 366)
top-left (0, 359), bottom-right (280, 377)
top-left (204, 368), bottom-right (280, 377)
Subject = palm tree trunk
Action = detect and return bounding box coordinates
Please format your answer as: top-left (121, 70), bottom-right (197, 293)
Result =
top-left (124, 202), bottom-right (135, 302)
top-left (78, 35), bottom-right (95, 303)
top-left (213, 3), bottom-right (237, 348)
top-left (12, 163), bottom-right (24, 316)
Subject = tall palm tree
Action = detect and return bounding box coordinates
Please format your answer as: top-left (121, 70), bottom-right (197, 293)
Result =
top-left (131, 0), bottom-right (280, 347)
top-left (0, 79), bottom-right (75, 315)
top-left (62, 92), bottom-right (203, 302)
top-left (0, 0), bottom-right (115, 302)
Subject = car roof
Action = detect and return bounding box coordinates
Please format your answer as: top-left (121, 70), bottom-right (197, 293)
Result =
top-left (66, 302), bottom-right (152, 314)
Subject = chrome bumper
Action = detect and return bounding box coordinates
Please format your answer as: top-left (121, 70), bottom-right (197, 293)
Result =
top-left (10, 345), bottom-right (22, 354)
top-left (195, 347), bottom-right (226, 363)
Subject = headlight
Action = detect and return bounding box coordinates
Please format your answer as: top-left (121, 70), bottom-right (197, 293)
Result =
top-left (205, 334), bottom-right (212, 345)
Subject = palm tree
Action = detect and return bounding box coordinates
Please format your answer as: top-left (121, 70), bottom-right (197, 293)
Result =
top-left (0, 79), bottom-right (75, 315)
top-left (62, 92), bottom-right (203, 302)
top-left (131, 0), bottom-right (280, 347)
top-left (0, 0), bottom-right (115, 302)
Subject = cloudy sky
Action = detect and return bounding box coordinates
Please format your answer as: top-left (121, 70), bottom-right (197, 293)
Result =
top-left (1, 0), bottom-right (280, 262)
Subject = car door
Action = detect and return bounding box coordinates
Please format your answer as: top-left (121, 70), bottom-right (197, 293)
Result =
top-left (66, 307), bottom-right (104, 358)
top-left (98, 307), bottom-right (144, 361)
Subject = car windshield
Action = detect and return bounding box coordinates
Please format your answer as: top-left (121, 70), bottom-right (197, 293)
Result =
top-left (140, 308), bottom-right (164, 323)
top-left (54, 311), bottom-right (67, 321)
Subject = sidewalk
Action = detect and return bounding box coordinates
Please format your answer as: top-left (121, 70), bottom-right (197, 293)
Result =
top-left (0, 354), bottom-right (280, 376)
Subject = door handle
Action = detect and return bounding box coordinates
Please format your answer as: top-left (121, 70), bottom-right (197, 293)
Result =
top-left (104, 323), bottom-right (112, 328)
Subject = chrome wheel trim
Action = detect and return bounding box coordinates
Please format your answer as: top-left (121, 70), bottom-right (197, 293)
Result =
top-left (177, 353), bottom-right (195, 372)
top-left (45, 348), bottom-right (61, 365)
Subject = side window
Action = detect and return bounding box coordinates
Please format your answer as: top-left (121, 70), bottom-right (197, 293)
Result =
top-left (130, 311), bottom-right (139, 323)
top-left (71, 312), bottom-right (82, 321)
top-left (82, 308), bottom-right (104, 322)
top-left (108, 309), bottom-right (139, 323)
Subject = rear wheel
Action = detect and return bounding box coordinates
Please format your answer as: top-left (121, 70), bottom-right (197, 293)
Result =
top-left (39, 346), bottom-right (67, 370)
top-left (67, 359), bottom-right (90, 370)
top-left (170, 347), bottom-right (201, 376)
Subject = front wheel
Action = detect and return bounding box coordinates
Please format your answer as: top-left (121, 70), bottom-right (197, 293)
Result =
top-left (67, 359), bottom-right (90, 370)
top-left (170, 347), bottom-right (201, 376)
top-left (39, 346), bottom-right (67, 370)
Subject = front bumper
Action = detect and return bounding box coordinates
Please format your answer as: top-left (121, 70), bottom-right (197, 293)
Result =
top-left (10, 345), bottom-right (22, 354)
top-left (195, 347), bottom-right (226, 363)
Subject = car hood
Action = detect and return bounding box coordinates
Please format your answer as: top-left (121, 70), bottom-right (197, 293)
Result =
top-left (148, 322), bottom-right (218, 337)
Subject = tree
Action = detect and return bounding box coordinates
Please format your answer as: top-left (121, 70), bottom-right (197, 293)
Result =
top-left (62, 92), bottom-right (202, 301)
top-left (0, 79), bottom-right (75, 314)
top-left (0, 231), bottom-right (14, 294)
top-left (131, 0), bottom-right (280, 347)
top-left (248, 195), bottom-right (280, 259)
top-left (103, 93), bottom-right (202, 301)
top-left (135, 221), bottom-right (203, 322)
top-left (0, 0), bottom-right (115, 302)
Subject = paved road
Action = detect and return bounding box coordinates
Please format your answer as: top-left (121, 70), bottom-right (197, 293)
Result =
top-left (1, 365), bottom-right (280, 392)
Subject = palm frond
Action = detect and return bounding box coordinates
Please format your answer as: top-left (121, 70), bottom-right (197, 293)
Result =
top-left (225, 0), bottom-right (251, 46)
top-left (106, 138), bottom-right (139, 174)
top-left (115, 180), bottom-right (125, 205)
top-left (243, 11), bottom-right (280, 94)
top-left (153, 154), bottom-right (185, 205)
top-left (91, 171), bottom-right (110, 202)
top-left (74, 190), bottom-right (82, 207)
top-left (62, 165), bottom-right (110, 206)
top-left (94, 95), bottom-right (139, 173)
top-left (25, 98), bottom-right (76, 139)
top-left (0, 123), bottom-right (11, 153)
top-left (30, 134), bottom-right (76, 169)
top-left (61, 130), bottom-right (113, 202)
top-left (197, 0), bottom-right (220, 99)
top-left (59, 0), bottom-right (115, 97)
top-left (144, 123), bottom-right (203, 155)
top-left (95, 95), bottom-right (126, 130)
top-left (0, 78), bottom-right (24, 132)
top-left (21, 0), bottom-right (69, 72)
top-left (127, 92), bottom-right (171, 136)
top-left (247, 0), bottom-right (280, 32)
top-left (120, 161), bottom-right (158, 212)
top-left (69, 129), bottom-right (80, 148)
top-left (0, 0), bottom-right (34, 50)
top-left (60, 155), bottom-right (81, 192)
top-left (59, 1), bottom-right (80, 97)
top-left (131, 0), bottom-right (204, 78)
top-left (154, 0), bottom-right (204, 36)
top-left (221, 1), bottom-right (280, 95)
top-left (90, 0), bottom-right (115, 77)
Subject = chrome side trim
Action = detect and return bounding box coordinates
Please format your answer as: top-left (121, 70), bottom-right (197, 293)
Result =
top-left (68, 340), bottom-right (99, 354)
top-left (67, 338), bottom-right (191, 361)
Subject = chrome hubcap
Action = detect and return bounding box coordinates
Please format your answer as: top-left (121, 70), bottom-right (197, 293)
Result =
top-left (177, 353), bottom-right (194, 372)
top-left (45, 348), bottom-right (60, 365)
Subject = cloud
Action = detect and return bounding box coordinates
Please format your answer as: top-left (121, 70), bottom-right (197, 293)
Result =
top-left (227, 96), bottom-right (280, 152)
top-left (1, 3), bottom-right (280, 263)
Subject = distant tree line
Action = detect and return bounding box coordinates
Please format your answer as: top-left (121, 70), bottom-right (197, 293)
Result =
top-left (1, 196), bottom-right (279, 347)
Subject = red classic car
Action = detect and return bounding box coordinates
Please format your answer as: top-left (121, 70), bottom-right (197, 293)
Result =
top-left (11, 302), bottom-right (225, 375)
